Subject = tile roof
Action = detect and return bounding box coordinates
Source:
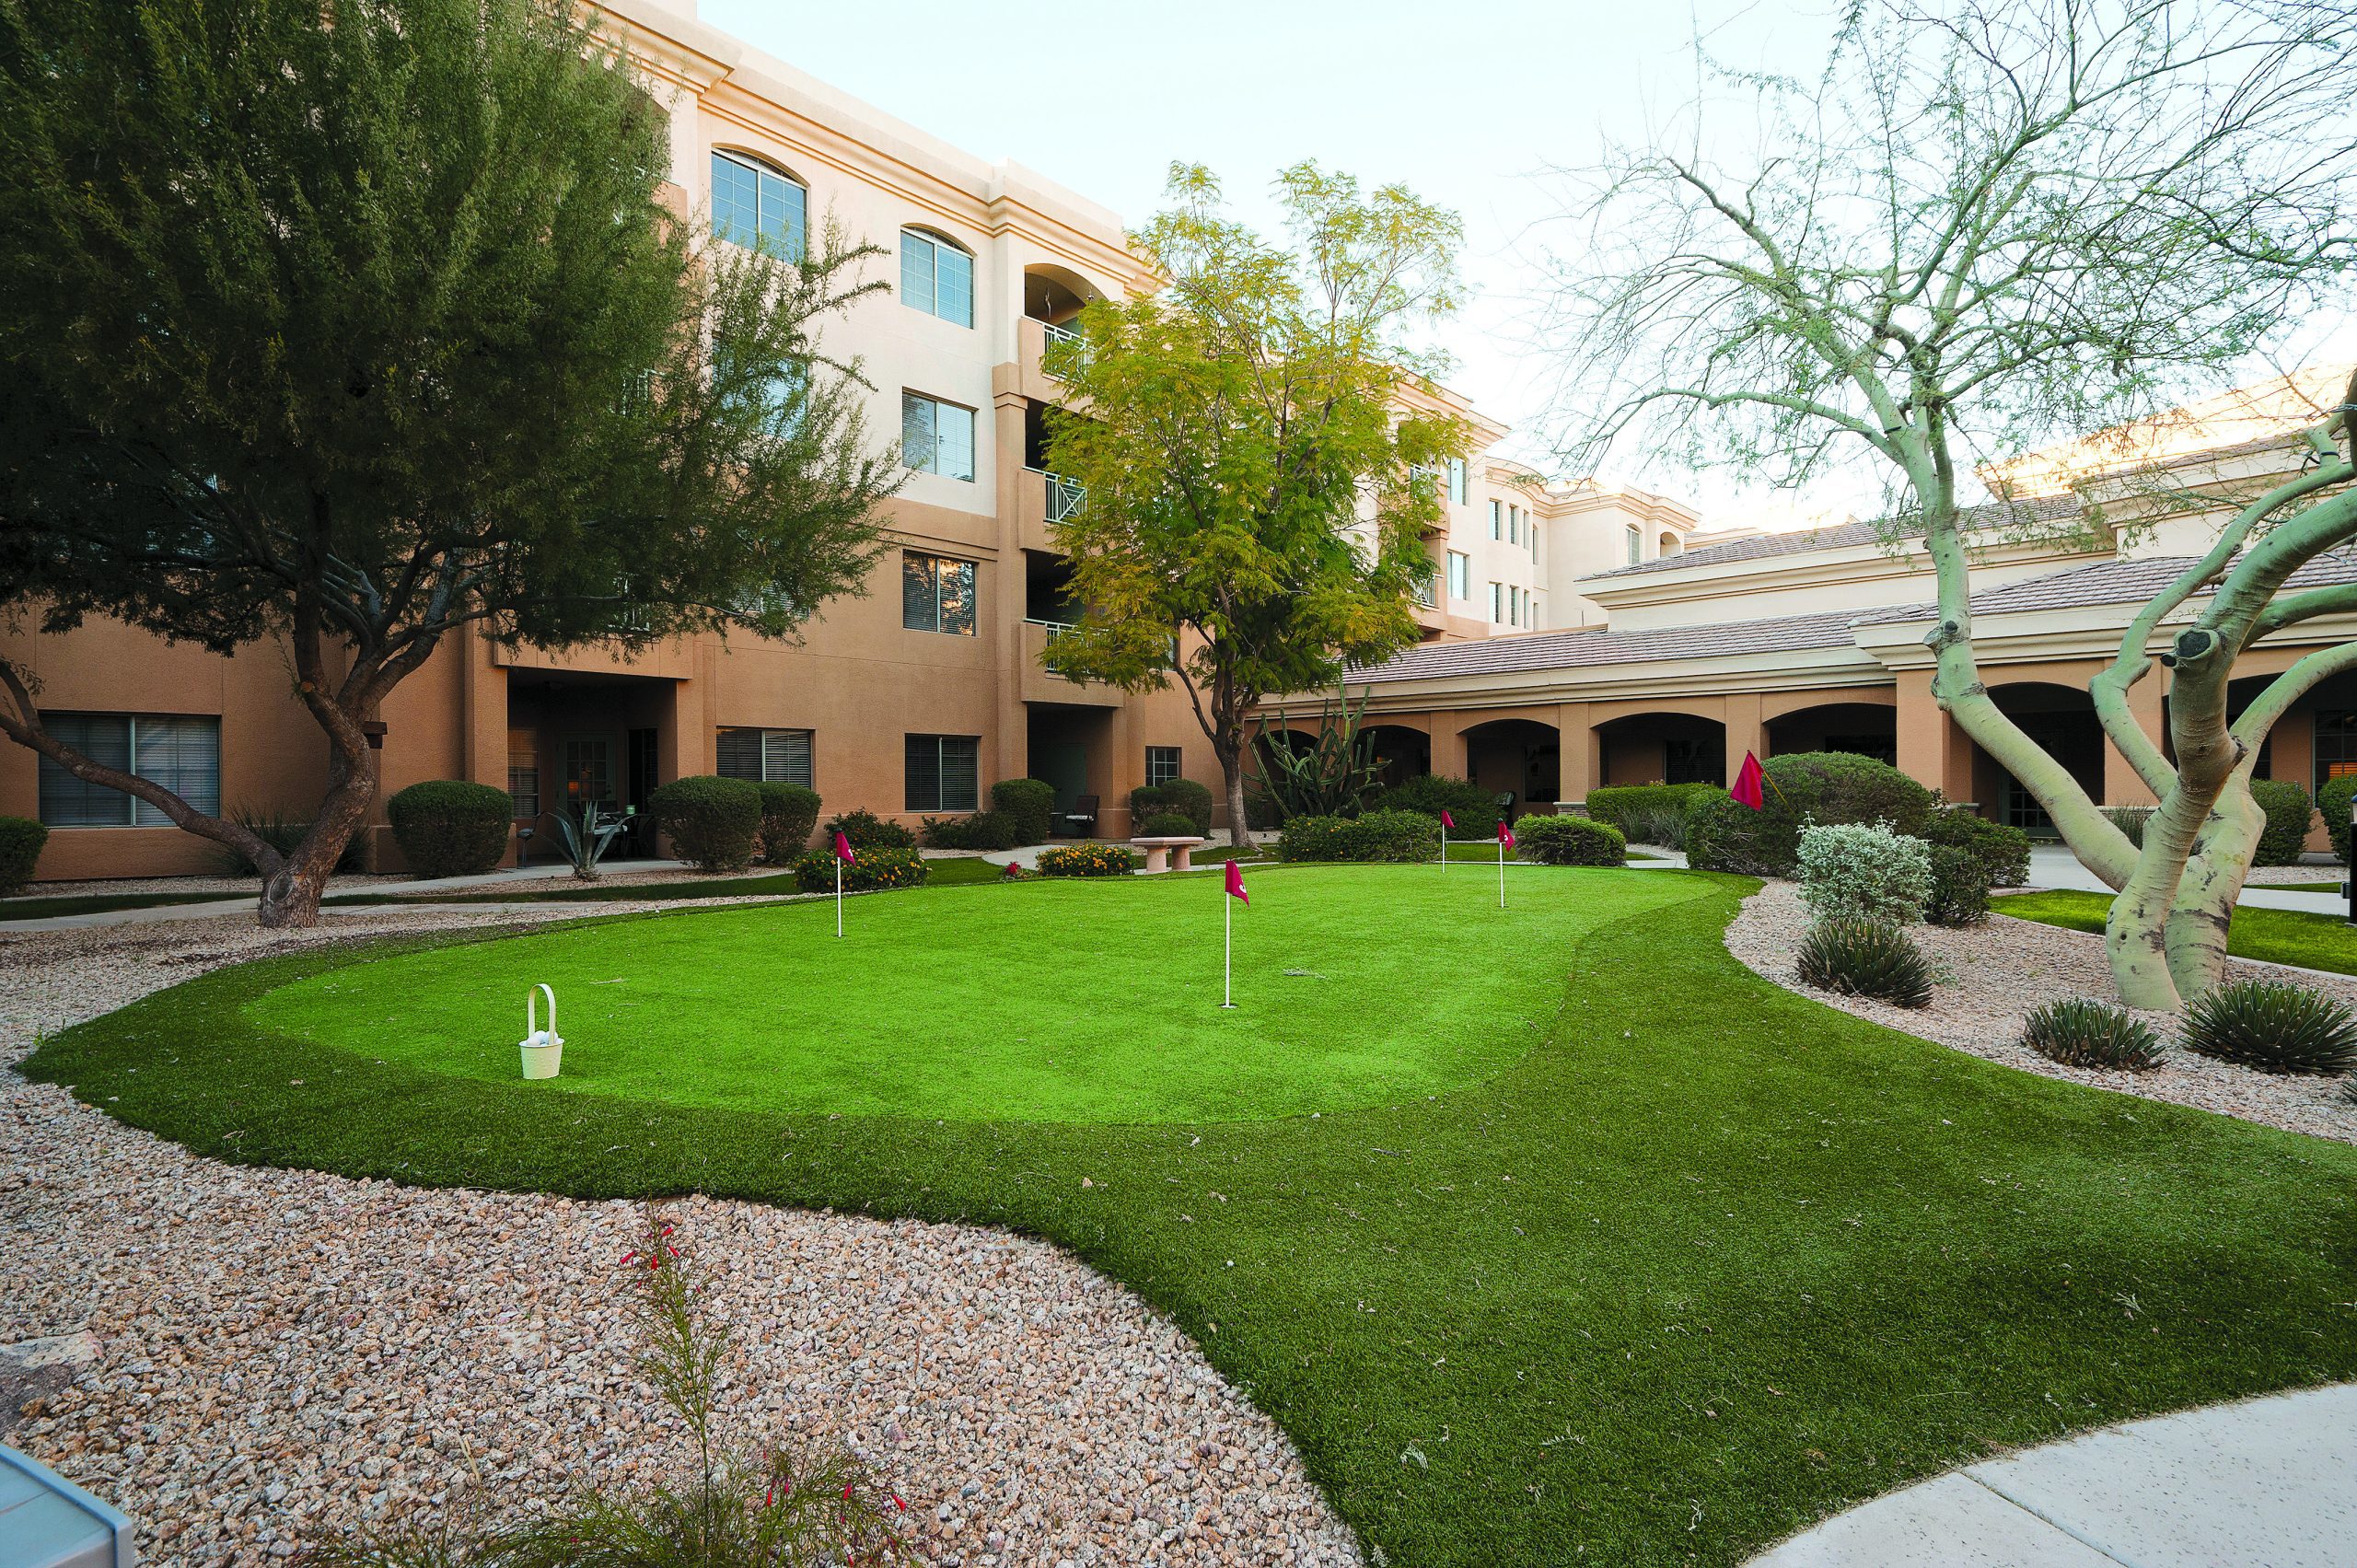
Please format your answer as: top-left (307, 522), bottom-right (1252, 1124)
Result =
top-left (1853, 547), bottom-right (2357, 624)
top-left (1351, 610), bottom-right (1870, 684)
top-left (1585, 494), bottom-right (2083, 579)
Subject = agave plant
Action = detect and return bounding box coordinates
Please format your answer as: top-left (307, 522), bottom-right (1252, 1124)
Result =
top-left (1252, 681), bottom-right (1387, 820)
top-left (2182, 979), bottom-right (2357, 1076)
top-left (552, 800), bottom-right (633, 881)
top-left (1794, 917), bottom-right (1934, 1008)
top-left (2020, 998), bottom-right (2163, 1071)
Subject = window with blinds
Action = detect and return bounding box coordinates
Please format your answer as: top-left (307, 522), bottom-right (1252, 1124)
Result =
top-left (715, 726), bottom-right (815, 787)
top-left (905, 734), bottom-right (980, 812)
top-left (37, 714), bottom-right (220, 827)
top-left (902, 551), bottom-right (978, 634)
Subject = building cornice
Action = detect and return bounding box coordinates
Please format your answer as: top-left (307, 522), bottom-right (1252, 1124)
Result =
top-left (1575, 532), bottom-right (2105, 613)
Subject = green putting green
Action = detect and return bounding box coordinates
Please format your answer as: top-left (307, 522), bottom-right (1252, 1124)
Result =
top-left (248, 865), bottom-right (1678, 1123)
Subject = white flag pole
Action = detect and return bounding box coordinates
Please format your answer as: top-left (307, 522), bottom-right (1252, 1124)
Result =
top-left (1439, 824), bottom-right (1446, 874)
top-left (835, 856), bottom-right (843, 938)
top-left (1498, 834), bottom-right (1506, 911)
top-left (1222, 889), bottom-right (1235, 1008)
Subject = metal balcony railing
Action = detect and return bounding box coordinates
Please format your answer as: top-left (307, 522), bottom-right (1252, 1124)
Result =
top-left (1036, 470), bottom-right (1085, 522)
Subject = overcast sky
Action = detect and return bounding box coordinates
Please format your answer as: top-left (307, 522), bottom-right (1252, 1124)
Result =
top-left (699, 0), bottom-right (2352, 528)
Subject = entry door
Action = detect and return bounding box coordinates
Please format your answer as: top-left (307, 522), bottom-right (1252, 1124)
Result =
top-left (561, 735), bottom-right (619, 809)
top-left (1035, 739), bottom-right (1089, 818)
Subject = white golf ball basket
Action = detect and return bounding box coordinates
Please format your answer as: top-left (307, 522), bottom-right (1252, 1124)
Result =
top-left (519, 982), bottom-right (563, 1080)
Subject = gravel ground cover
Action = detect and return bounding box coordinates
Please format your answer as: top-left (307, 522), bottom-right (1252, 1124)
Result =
top-left (1725, 878), bottom-right (2357, 1144)
top-left (0, 907), bottom-right (1360, 1568)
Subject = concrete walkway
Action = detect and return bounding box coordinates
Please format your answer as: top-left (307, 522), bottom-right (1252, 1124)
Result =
top-left (1747, 1382), bottom-right (2357, 1566)
top-left (0, 859), bottom-right (693, 933)
top-left (2026, 844), bottom-right (2348, 914)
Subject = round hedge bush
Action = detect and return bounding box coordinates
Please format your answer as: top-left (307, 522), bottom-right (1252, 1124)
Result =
top-left (1515, 814), bottom-right (1624, 865)
top-left (2320, 772), bottom-right (2357, 865)
top-left (793, 844), bottom-right (926, 893)
top-left (1794, 917), bottom-right (1933, 1008)
top-left (1922, 843), bottom-right (1991, 927)
top-left (1038, 842), bottom-right (1134, 877)
top-left (825, 808), bottom-right (916, 852)
top-left (1921, 804), bottom-right (2031, 888)
top-left (0, 814), bottom-right (49, 897)
top-left (1686, 752), bottom-right (1933, 877)
top-left (1277, 809), bottom-right (1440, 863)
top-left (990, 779), bottom-right (1057, 844)
top-left (1130, 779), bottom-right (1215, 836)
top-left (2020, 998), bottom-right (2162, 1070)
top-left (385, 780), bottom-right (513, 879)
top-left (754, 782), bottom-right (821, 864)
top-left (2182, 978), bottom-right (2357, 1075)
top-left (1139, 811), bottom-right (1202, 838)
top-left (2249, 778), bottom-right (2316, 867)
top-left (648, 775), bottom-right (762, 873)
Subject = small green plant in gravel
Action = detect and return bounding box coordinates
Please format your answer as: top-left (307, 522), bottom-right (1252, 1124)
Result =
top-left (2182, 979), bottom-right (2357, 1076)
top-left (1794, 917), bottom-right (1934, 1007)
top-left (1923, 844), bottom-right (1991, 927)
top-left (2020, 998), bottom-right (2163, 1071)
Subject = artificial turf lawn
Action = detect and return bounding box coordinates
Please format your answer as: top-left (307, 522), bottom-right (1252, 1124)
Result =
top-left (29, 868), bottom-right (2357, 1567)
top-left (1994, 889), bottom-right (2357, 976)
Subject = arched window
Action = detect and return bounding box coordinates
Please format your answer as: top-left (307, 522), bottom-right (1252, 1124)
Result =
top-left (711, 149), bottom-right (806, 261)
top-left (901, 227), bottom-right (974, 328)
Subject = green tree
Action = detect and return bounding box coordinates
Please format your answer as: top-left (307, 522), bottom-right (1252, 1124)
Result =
top-left (1041, 163), bottom-right (1465, 848)
top-left (1539, 0), bottom-right (2357, 1006)
top-left (0, 0), bottom-right (899, 926)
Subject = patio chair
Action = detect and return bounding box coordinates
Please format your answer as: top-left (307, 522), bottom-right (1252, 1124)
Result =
top-left (1063, 794), bottom-right (1099, 837)
top-left (1495, 789), bottom-right (1517, 823)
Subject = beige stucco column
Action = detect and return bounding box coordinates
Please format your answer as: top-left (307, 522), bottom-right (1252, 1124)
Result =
top-left (1724, 691), bottom-right (1766, 781)
top-left (991, 381), bottom-right (1029, 790)
top-left (1433, 713), bottom-right (1470, 778)
top-left (1895, 669), bottom-right (1975, 801)
top-left (459, 632), bottom-right (508, 792)
top-left (1556, 702), bottom-right (1597, 802)
top-left (2102, 675), bottom-right (2166, 807)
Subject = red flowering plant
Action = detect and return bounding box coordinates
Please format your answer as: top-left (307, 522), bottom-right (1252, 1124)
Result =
top-left (296, 1214), bottom-right (911, 1568)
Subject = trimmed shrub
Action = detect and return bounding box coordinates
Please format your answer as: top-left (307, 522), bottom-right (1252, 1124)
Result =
top-left (793, 844), bottom-right (926, 893)
top-left (1585, 783), bottom-right (1718, 850)
top-left (1922, 803), bottom-right (2031, 888)
top-left (1686, 752), bottom-right (1933, 877)
top-left (1278, 809), bottom-right (1441, 863)
top-left (1139, 811), bottom-right (1202, 838)
top-left (990, 778), bottom-right (1057, 844)
top-left (2020, 998), bottom-right (2164, 1071)
top-left (1797, 821), bottom-right (1933, 925)
top-left (2182, 978), bottom-right (2357, 1075)
top-left (921, 812), bottom-right (1021, 852)
top-left (2102, 804), bottom-right (2153, 851)
top-left (1515, 814), bottom-right (1625, 866)
top-left (649, 775), bottom-right (762, 872)
top-left (2319, 772), bottom-right (2357, 865)
top-left (0, 815), bottom-right (47, 897)
top-left (386, 780), bottom-right (512, 879)
top-left (825, 808), bottom-right (916, 852)
top-left (1038, 842), bottom-right (1134, 877)
top-left (753, 782), bottom-right (820, 864)
top-left (2250, 779), bottom-right (2316, 867)
top-left (1371, 774), bottom-right (1501, 838)
top-left (1923, 844), bottom-right (1991, 927)
top-left (1130, 778), bottom-right (1215, 836)
top-left (1794, 918), bottom-right (1933, 1008)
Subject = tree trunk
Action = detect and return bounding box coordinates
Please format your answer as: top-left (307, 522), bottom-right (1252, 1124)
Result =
top-left (255, 712), bottom-right (382, 929)
top-left (2163, 776), bottom-right (2263, 1001)
top-left (1218, 741), bottom-right (1252, 851)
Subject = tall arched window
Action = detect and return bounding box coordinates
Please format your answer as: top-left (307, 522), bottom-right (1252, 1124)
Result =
top-left (711, 149), bottom-right (806, 261)
top-left (900, 227), bottom-right (973, 327)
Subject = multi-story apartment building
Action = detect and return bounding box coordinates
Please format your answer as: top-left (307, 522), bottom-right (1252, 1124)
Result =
top-left (0, 0), bottom-right (1678, 883)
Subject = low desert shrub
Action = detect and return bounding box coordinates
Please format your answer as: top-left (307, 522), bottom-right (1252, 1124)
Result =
top-left (1515, 814), bottom-right (1625, 866)
top-left (1139, 811), bottom-right (1202, 838)
top-left (1585, 783), bottom-right (1718, 850)
top-left (2250, 779), bottom-right (2316, 867)
top-left (1370, 774), bottom-right (1500, 838)
top-left (990, 778), bottom-right (1057, 844)
top-left (2102, 804), bottom-right (2153, 851)
top-left (921, 811), bottom-right (1021, 852)
top-left (0, 815), bottom-right (48, 897)
top-left (1922, 802), bottom-right (2031, 888)
top-left (793, 844), bottom-right (926, 892)
top-left (2019, 998), bottom-right (2163, 1071)
top-left (1130, 778), bottom-right (1215, 836)
top-left (1922, 844), bottom-right (1991, 927)
top-left (1038, 842), bottom-right (1134, 877)
top-left (1687, 752), bottom-right (1933, 877)
top-left (1278, 809), bottom-right (1441, 863)
top-left (207, 804), bottom-right (369, 877)
top-left (648, 775), bottom-right (762, 873)
top-left (2320, 772), bottom-right (2357, 865)
top-left (1796, 821), bottom-right (1933, 925)
top-left (385, 780), bottom-right (512, 878)
top-left (825, 807), bottom-right (916, 852)
top-left (2181, 979), bottom-right (2357, 1075)
top-left (1794, 918), bottom-right (1933, 1008)
top-left (754, 782), bottom-right (821, 864)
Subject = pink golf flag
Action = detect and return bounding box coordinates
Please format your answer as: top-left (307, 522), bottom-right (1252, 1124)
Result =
top-left (1440, 808), bottom-right (1457, 830)
top-left (1497, 819), bottom-right (1514, 847)
top-left (1732, 751), bottom-right (1767, 811)
top-left (832, 830), bottom-right (856, 864)
top-left (1224, 859), bottom-right (1248, 904)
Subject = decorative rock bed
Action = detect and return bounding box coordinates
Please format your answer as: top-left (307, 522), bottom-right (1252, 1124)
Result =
top-left (0, 908), bottom-right (1359, 1568)
top-left (1726, 878), bottom-right (2357, 1145)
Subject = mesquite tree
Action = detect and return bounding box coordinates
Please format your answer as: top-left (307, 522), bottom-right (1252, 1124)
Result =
top-left (0, 0), bottom-right (898, 926)
top-left (1040, 163), bottom-right (1465, 847)
top-left (1538, 0), bottom-right (2357, 1007)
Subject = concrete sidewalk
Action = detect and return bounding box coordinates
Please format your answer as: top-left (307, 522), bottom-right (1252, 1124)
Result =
top-left (1748, 1382), bottom-right (2357, 1567)
top-left (0, 859), bottom-right (693, 933)
top-left (2026, 844), bottom-right (2348, 915)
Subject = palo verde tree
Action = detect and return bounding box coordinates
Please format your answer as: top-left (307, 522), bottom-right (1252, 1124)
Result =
top-left (0, 0), bottom-right (898, 926)
top-left (1041, 163), bottom-right (1466, 848)
top-left (1538, 0), bottom-right (2357, 1007)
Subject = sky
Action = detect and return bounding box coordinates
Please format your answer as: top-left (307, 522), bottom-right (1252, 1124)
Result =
top-left (698, 0), bottom-right (2351, 530)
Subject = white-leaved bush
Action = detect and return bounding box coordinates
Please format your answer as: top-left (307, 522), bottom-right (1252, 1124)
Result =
top-left (1796, 820), bottom-right (1933, 925)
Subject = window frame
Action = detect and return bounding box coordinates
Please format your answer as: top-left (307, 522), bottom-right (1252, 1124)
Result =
top-left (1490, 582), bottom-right (1504, 623)
top-left (1446, 458), bottom-right (1469, 505)
top-left (900, 227), bottom-right (975, 328)
top-left (1446, 551), bottom-right (1470, 600)
top-left (1625, 525), bottom-right (1642, 565)
top-left (709, 148), bottom-right (807, 261)
top-left (2316, 710), bottom-right (2357, 798)
top-left (35, 712), bottom-right (221, 828)
top-left (905, 733), bottom-right (981, 813)
top-left (1145, 745), bottom-right (1183, 788)
top-left (716, 726), bottom-right (816, 788)
top-left (901, 550), bottom-right (979, 635)
top-left (1490, 499), bottom-right (1504, 540)
top-left (901, 390), bottom-right (978, 482)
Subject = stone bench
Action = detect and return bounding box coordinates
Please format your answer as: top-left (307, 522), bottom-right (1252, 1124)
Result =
top-left (1130, 835), bottom-right (1208, 874)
